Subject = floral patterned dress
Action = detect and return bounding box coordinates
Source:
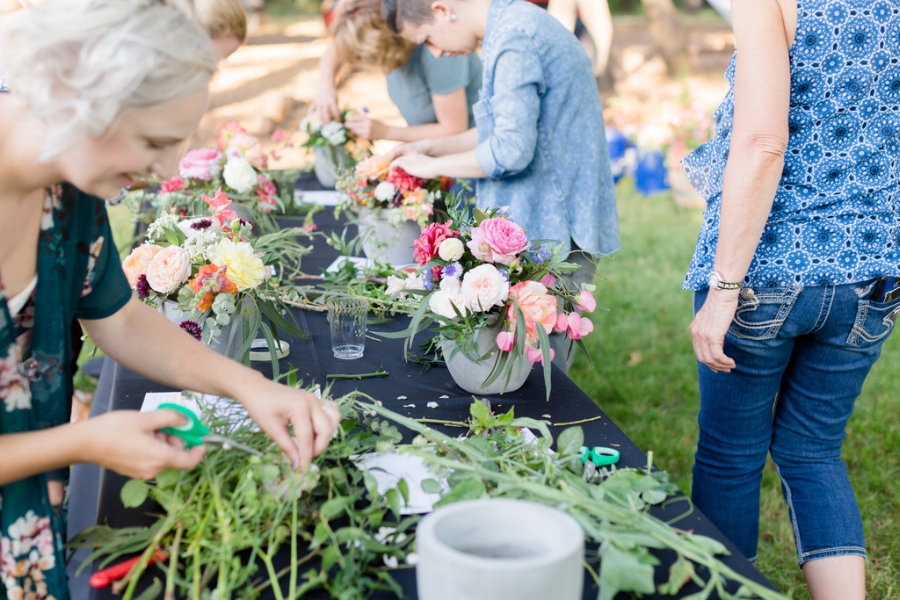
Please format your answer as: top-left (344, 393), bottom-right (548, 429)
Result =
top-left (0, 185), bottom-right (132, 600)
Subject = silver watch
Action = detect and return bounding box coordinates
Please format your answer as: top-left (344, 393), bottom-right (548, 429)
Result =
top-left (708, 270), bottom-right (743, 290)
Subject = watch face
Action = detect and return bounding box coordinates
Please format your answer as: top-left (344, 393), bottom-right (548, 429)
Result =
top-left (708, 272), bottom-right (719, 288)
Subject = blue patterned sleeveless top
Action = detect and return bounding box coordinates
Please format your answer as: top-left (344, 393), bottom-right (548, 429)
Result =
top-left (683, 0), bottom-right (900, 290)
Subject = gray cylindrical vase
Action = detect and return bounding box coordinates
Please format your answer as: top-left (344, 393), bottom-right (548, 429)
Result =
top-left (416, 498), bottom-right (585, 600)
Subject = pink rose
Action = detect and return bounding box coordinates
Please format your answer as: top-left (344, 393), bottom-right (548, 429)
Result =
top-left (577, 290), bottom-right (596, 313)
top-left (460, 264), bottom-right (509, 312)
top-left (145, 246), bottom-right (192, 295)
top-left (540, 273), bottom-right (557, 288)
top-left (496, 330), bottom-right (515, 352)
top-left (122, 244), bottom-right (163, 288)
top-left (179, 148), bottom-right (223, 181)
top-left (161, 176), bottom-right (185, 194)
top-left (467, 218), bottom-right (529, 265)
top-left (507, 281), bottom-right (557, 340)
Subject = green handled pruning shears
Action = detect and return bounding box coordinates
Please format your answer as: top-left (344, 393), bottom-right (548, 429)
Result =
top-left (158, 402), bottom-right (263, 457)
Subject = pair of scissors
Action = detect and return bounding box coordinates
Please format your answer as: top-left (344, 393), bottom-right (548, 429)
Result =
top-left (157, 402), bottom-right (263, 457)
top-left (579, 445), bottom-right (620, 467)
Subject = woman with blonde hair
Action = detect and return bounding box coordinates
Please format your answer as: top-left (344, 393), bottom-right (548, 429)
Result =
top-left (311, 0), bottom-right (481, 142)
top-left (0, 2), bottom-right (339, 597)
top-left (167, 0), bottom-right (249, 59)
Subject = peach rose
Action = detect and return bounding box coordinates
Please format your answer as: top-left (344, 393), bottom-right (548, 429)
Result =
top-left (122, 244), bottom-right (163, 288)
top-left (507, 281), bottom-right (558, 340)
top-left (355, 154), bottom-right (393, 180)
top-left (145, 246), bottom-right (192, 295)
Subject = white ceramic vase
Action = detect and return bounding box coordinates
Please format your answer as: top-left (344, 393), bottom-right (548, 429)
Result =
top-left (440, 323), bottom-right (531, 395)
top-left (160, 299), bottom-right (245, 360)
top-left (416, 498), bottom-right (585, 600)
top-left (312, 146), bottom-right (347, 189)
top-left (356, 207), bottom-right (420, 266)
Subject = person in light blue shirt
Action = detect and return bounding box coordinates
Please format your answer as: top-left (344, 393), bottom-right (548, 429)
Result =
top-left (311, 0), bottom-right (481, 143)
top-left (386, 0), bottom-right (620, 260)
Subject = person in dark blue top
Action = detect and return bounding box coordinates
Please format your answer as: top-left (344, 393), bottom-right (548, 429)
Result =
top-left (683, 1), bottom-right (900, 597)
top-left (311, 0), bottom-right (482, 142)
top-left (0, 3), bottom-right (340, 597)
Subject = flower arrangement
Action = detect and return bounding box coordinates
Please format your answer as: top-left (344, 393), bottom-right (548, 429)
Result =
top-left (122, 190), bottom-right (310, 364)
top-left (298, 110), bottom-right (370, 166)
top-left (386, 203), bottom-right (597, 397)
top-left (335, 153), bottom-right (452, 227)
top-left (604, 91), bottom-right (715, 168)
top-left (147, 122), bottom-right (297, 230)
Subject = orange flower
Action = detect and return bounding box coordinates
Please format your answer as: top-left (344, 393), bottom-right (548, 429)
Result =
top-left (354, 154), bottom-right (392, 180)
top-left (189, 264), bottom-right (238, 311)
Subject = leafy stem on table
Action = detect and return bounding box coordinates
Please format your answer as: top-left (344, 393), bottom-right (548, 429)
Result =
top-left (69, 391), bottom-right (787, 600)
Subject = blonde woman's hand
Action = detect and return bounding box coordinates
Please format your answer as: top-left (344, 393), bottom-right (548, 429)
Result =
top-left (237, 381), bottom-right (342, 469)
top-left (346, 113), bottom-right (387, 140)
top-left (79, 410), bottom-right (206, 480)
top-left (311, 87), bottom-right (341, 123)
top-left (690, 288), bottom-right (740, 373)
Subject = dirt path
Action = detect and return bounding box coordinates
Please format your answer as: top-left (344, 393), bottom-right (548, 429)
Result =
top-left (193, 12), bottom-right (735, 168)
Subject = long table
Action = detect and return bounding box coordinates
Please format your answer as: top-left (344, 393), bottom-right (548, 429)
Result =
top-left (66, 178), bottom-right (774, 598)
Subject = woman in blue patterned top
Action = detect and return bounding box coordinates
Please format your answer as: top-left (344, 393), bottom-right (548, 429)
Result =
top-left (683, 1), bottom-right (900, 597)
top-left (384, 0), bottom-right (620, 261)
top-left (0, 2), bottom-right (340, 598)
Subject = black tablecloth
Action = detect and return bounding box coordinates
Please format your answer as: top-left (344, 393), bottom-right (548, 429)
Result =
top-left (66, 176), bottom-right (774, 598)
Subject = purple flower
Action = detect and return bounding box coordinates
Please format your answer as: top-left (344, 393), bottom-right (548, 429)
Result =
top-left (530, 244), bottom-right (552, 265)
top-left (421, 270), bottom-right (434, 290)
top-left (497, 267), bottom-right (510, 283)
top-left (179, 320), bottom-right (203, 341)
top-left (135, 274), bottom-right (151, 299)
top-left (190, 218), bottom-right (213, 231)
top-left (441, 262), bottom-right (463, 280)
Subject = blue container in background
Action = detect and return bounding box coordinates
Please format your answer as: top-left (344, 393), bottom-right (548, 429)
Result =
top-left (634, 150), bottom-right (669, 195)
top-left (606, 128), bottom-right (632, 184)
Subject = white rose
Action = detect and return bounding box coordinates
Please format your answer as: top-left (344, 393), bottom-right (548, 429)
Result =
top-left (429, 289), bottom-right (468, 320)
top-left (321, 121), bottom-right (347, 146)
top-left (438, 238), bottom-right (464, 262)
top-left (460, 264), bottom-right (509, 312)
top-left (374, 181), bottom-right (398, 203)
top-left (223, 157), bottom-right (257, 194)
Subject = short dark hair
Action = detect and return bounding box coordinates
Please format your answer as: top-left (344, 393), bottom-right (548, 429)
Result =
top-left (382, 0), bottom-right (434, 34)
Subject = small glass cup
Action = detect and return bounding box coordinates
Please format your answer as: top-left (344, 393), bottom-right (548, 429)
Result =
top-left (326, 297), bottom-right (368, 360)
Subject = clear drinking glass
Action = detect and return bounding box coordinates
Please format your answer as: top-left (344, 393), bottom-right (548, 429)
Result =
top-left (326, 297), bottom-right (368, 360)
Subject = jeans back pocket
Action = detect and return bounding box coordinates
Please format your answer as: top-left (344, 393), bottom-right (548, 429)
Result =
top-left (729, 287), bottom-right (801, 341)
top-left (847, 288), bottom-right (900, 347)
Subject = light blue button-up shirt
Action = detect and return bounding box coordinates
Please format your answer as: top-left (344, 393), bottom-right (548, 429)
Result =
top-left (473, 0), bottom-right (620, 256)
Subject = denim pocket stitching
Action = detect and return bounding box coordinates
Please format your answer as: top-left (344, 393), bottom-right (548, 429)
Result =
top-left (729, 287), bottom-right (801, 341)
top-left (847, 298), bottom-right (900, 346)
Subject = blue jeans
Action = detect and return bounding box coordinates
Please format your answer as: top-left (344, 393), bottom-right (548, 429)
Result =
top-left (691, 279), bottom-right (900, 565)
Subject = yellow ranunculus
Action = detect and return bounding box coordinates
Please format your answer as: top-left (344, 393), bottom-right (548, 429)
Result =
top-left (209, 239), bottom-right (266, 292)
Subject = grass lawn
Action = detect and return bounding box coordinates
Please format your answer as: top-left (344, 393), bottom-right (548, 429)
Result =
top-left (569, 180), bottom-right (900, 599)
top-left (97, 182), bottom-right (898, 597)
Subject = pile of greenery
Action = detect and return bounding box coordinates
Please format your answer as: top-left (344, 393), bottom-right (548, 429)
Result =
top-left (70, 392), bottom-right (785, 600)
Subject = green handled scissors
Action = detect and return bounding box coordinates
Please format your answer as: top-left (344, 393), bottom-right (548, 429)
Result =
top-left (157, 402), bottom-right (263, 456)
